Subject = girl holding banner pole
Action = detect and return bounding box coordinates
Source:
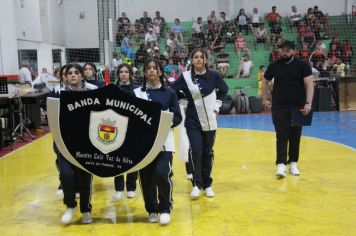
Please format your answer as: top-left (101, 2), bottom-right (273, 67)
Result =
top-left (171, 48), bottom-right (228, 199)
top-left (134, 58), bottom-right (182, 225)
top-left (113, 63), bottom-right (139, 199)
top-left (49, 64), bottom-right (96, 225)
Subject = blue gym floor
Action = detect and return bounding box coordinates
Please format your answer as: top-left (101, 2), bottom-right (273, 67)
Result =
top-left (218, 111), bottom-right (356, 150)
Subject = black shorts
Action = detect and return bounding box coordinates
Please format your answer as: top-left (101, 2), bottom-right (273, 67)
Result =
top-left (256, 37), bottom-right (266, 43)
top-left (252, 23), bottom-right (259, 28)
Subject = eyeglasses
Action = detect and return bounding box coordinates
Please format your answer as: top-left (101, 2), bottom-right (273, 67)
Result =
top-left (67, 70), bottom-right (80, 75)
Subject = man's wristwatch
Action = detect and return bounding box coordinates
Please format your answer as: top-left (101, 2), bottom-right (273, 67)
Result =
top-left (305, 102), bottom-right (312, 107)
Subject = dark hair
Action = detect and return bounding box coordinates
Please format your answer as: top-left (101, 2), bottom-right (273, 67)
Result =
top-left (280, 40), bottom-right (296, 50)
top-left (83, 62), bottom-right (97, 79)
top-left (259, 65), bottom-right (265, 70)
top-left (65, 64), bottom-right (84, 78)
top-left (142, 58), bottom-right (166, 91)
top-left (116, 63), bottom-right (134, 86)
top-left (190, 48), bottom-right (209, 83)
top-left (59, 65), bottom-right (68, 82)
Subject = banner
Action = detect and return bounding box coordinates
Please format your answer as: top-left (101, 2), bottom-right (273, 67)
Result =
top-left (47, 84), bottom-right (173, 177)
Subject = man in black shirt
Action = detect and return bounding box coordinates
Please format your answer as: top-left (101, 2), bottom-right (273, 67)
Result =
top-left (264, 40), bottom-right (314, 177)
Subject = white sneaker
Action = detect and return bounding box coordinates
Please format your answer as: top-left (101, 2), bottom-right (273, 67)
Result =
top-left (186, 174), bottom-right (193, 180)
top-left (289, 162), bottom-right (301, 176)
top-left (127, 191), bottom-right (136, 198)
top-left (276, 164), bottom-right (286, 177)
top-left (205, 187), bottom-right (215, 197)
top-left (191, 186), bottom-right (200, 199)
top-left (114, 191), bottom-right (123, 200)
top-left (61, 207), bottom-right (76, 224)
top-left (147, 213), bottom-right (159, 223)
top-left (81, 212), bottom-right (92, 224)
top-left (56, 189), bottom-right (63, 197)
top-left (159, 213), bottom-right (170, 225)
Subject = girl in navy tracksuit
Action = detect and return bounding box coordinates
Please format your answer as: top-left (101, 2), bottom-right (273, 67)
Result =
top-left (113, 63), bottom-right (139, 199)
top-left (49, 64), bottom-right (95, 225)
top-left (135, 58), bottom-right (182, 225)
top-left (171, 48), bottom-right (228, 199)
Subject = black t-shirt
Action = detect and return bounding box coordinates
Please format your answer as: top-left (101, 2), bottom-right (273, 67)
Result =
top-left (264, 58), bottom-right (312, 110)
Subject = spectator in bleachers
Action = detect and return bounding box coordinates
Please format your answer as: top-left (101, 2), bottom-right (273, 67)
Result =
top-left (111, 53), bottom-right (122, 80)
top-left (305, 7), bottom-right (317, 28)
top-left (218, 11), bottom-right (229, 34)
top-left (120, 33), bottom-right (132, 59)
top-left (216, 48), bottom-right (230, 78)
top-left (147, 42), bottom-right (159, 57)
top-left (211, 30), bottom-right (225, 52)
top-left (178, 58), bottom-right (187, 75)
top-left (309, 40), bottom-right (326, 64)
top-left (153, 11), bottom-right (166, 37)
top-left (332, 57), bottom-right (346, 77)
top-left (134, 43), bottom-right (149, 66)
top-left (270, 22), bottom-right (283, 46)
top-left (207, 20), bottom-right (217, 42)
top-left (269, 45), bottom-right (281, 62)
top-left (329, 36), bottom-right (341, 52)
top-left (153, 49), bottom-right (166, 66)
top-left (139, 11), bottom-right (152, 31)
top-left (313, 20), bottom-right (323, 41)
top-left (235, 32), bottom-right (250, 59)
top-left (253, 23), bottom-right (269, 50)
top-left (144, 28), bottom-right (157, 46)
top-left (289, 6), bottom-right (302, 28)
top-left (207, 10), bottom-right (218, 25)
top-left (342, 39), bottom-right (353, 65)
top-left (235, 8), bottom-right (249, 35)
top-left (236, 54), bottom-right (253, 78)
top-left (192, 17), bottom-right (205, 46)
top-left (313, 6), bottom-right (325, 22)
top-left (265, 6), bottom-right (282, 27)
top-left (164, 58), bottom-right (179, 75)
top-left (327, 44), bottom-right (342, 66)
top-left (172, 18), bottom-right (184, 44)
top-left (225, 22), bottom-right (237, 43)
top-left (133, 20), bottom-right (145, 41)
top-left (299, 43), bottom-right (311, 62)
top-left (300, 26), bottom-right (316, 50)
top-left (163, 45), bottom-right (172, 59)
top-left (117, 12), bottom-right (131, 32)
top-left (166, 33), bottom-right (175, 49)
top-left (250, 7), bottom-right (261, 30)
top-left (207, 48), bottom-right (215, 69)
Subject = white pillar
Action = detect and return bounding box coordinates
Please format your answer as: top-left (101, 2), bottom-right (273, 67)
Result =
top-left (0, 0), bottom-right (19, 75)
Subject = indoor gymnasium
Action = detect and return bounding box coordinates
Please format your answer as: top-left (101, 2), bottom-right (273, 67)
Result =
top-left (0, 0), bottom-right (355, 235)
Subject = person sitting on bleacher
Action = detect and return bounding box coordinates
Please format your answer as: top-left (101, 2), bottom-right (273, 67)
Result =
top-left (153, 11), bottom-right (166, 37)
top-left (327, 44), bottom-right (342, 66)
top-left (270, 22), bottom-right (283, 46)
top-left (265, 6), bottom-right (282, 27)
top-left (269, 45), bottom-right (281, 62)
top-left (289, 5), bottom-right (303, 28)
top-left (332, 57), bottom-right (346, 78)
top-left (138, 11), bottom-right (152, 31)
top-left (235, 32), bottom-right (250, 59)
top-left (250, 7), bottom-right (261, 31)
top-left (207, 10), bottom-right (218, 25)
top-left (253, 23), bottom-right (269, 50)
top-left (299, 43), bottom-right (311, 62)
top-left (309, 40), bottom-right (326, 64)
top-left (341, 39), bottom-right (353, 65)
top-left (225, 22), bottom-right (237, 43)
top-left (134, 42), bottom-right (149, 67)
top-left (300, 26), bottom-right (316, 50)
top-left (211, 30), bottom-right (225, 52)
top-left (305, 7), bottom-right (317, 28)
top-left (218, 11), bottom-right (229, 35)
top-left (144, 28), bottom-right (157, 46)
top-left (172, 18), bottom-right (184, 44)
top-left (235, 8), bottom-right (249, 35)
top-left (117, 12), bottom-right (131, 32)
top-left (236, 54), bottom-right (253, 78)
top-left (216, 48), bottom-right (230, 78)
top-left (192, 17), bottom-right (205, 46)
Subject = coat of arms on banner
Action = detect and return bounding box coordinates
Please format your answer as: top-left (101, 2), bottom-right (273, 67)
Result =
top-left (89, 109), bottom-right (128, 154)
